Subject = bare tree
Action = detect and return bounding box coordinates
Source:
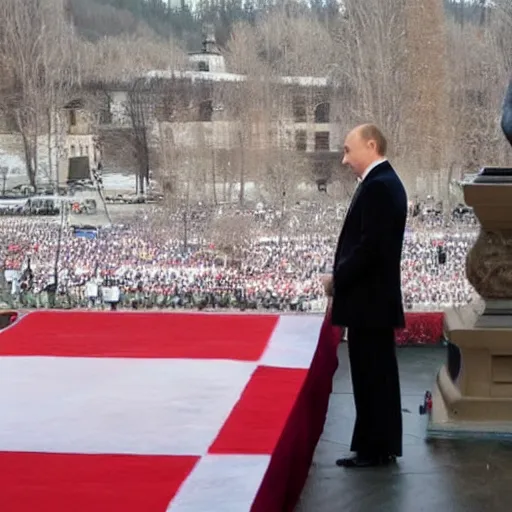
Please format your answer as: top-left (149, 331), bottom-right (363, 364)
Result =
top-left (127, 79), bottom-right (152, 194)
top-left (81, 34), bottom-right (187, 84)
top-left (264, 147), bottom-right (309, 244)
top-left (79, 35), bottom-right (186, 194)
top-left (153, 75), bottom-right (210, 208)
top-left (224, 17), bottom-right (326, 210)
top-left (243, 10), bottom-right (337, 77)
top-left (44, 7), bottom-right (83, 187)
top-left (441, 1), bottom-right (511, 203)
top-left (0, 0), bottom-right (81, 190)
top-left (163, 145), bottom-right (205, 252)
top-left (224, 22), bottom-right (265, 76)
top-left (330, 0), bottom-right (407, 159)
top-left (403, 0), bottom-right (448, 175)
top-left (210, 214), bottom-right (256, 260)
top-left (215, 76), bottom-right (267, 207)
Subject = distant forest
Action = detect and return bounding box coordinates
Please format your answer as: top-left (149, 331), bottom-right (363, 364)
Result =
top-left (69, 0), bottom-right (492, 53)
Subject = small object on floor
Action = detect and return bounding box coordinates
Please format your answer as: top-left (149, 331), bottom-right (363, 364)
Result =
top-left (419, 390), bottom-right (432, 415)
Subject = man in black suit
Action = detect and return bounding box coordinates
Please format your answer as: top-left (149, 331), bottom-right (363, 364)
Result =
top-left (323, 124), bottom-right (407, 468)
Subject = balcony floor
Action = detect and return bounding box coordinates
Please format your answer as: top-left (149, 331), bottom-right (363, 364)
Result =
top-left (296, 345), bottom-right (512, 512)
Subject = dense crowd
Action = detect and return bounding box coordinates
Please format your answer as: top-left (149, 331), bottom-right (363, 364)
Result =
top-left (0, 202), bottom-right (477, 312)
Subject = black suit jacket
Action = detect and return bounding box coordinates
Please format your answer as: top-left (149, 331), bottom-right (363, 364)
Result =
top-left (331, 161), bottom-right (407, 328)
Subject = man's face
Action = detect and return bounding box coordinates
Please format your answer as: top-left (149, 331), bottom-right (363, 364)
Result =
top-left (342, 130), bottom-right (371, 177)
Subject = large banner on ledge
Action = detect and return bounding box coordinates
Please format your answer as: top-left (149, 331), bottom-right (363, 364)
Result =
top-left (0, 309), bottom-right (340, 512)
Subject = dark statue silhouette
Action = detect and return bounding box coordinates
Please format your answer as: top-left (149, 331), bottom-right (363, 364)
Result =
top-left (474, 79), bottom-right (512, 182)
top-left (502, 78), bottom-right (512, 147)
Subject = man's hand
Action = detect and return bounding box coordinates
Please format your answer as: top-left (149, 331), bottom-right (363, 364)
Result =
top-left (321, 274), bottom-right (334, 297)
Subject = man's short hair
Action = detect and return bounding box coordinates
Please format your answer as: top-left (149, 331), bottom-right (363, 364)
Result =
top-left (359, 124), bottom-right (387, 156)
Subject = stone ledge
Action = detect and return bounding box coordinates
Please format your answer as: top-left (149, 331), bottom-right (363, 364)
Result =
top-left (427, 421), bottom-right (512, 441)
top-left (474, 167), bottom-right (512, 183)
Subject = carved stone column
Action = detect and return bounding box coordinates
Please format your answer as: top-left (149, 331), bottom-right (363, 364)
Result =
top-left (429, 169), bottom-right (512, 438)
top-left (466, 230), bottom-right (512, 303)
top-left (465, 178), bottom-right (512, 322)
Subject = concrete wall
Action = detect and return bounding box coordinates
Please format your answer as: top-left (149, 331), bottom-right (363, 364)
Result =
top-left (0, 131), bottom-right (96, 189)
top-left (157, 120), bottom-right (340, 153)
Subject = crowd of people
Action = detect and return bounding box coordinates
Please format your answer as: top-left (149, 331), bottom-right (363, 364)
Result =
top-left (0, 201), bottom-right (477, 312)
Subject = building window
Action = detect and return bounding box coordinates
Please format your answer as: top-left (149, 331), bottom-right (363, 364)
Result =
top-left (292, 96), bottom-right (307, 123)
top-left (162, 96), bottom-right (174, 122)
top-left (79, 145), bottom-right (83, 156)
top-left (466, 89), bottom-right (486, 107)
top-left (314, 102), bottom-right (330, 123)
top-left (99, 97), bottom-right (112, 124)
top-left (295, 130), bottom-right (307, 151)
top-left (70, 145), bottom-right (76, 157)
top-left (5, 111), bottom-right (17, 131)
top-left (315, 132), bottom-right (330, 151)
top-left (69, 109), bottom-right (76, 126)
top-left (198, 61), bottom-right (209, 72)
top-left (199, 100), bottom-right (213, 122)
top-left (85, 145), bottom-right (89, 157)
top-left (99, 109), bottom-right (112, 124)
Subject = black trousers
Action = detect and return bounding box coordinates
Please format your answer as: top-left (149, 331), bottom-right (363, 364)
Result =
top-left (347, 326), bottom-right (402, 457)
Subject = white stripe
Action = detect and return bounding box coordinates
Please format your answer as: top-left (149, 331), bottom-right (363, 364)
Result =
top-left (167, 454), bottom-right (271, 512)
top-left (0, 357), bottom-right (255, 455)
top-left (259, 315), bottom-right (323, 369)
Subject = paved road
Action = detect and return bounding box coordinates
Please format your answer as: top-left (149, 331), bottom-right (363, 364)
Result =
top-left (67, 198), bottom-right (149, 226)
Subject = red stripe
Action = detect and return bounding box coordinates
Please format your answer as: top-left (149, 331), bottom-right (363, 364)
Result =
top-left (208, 366), bottom-right (308, 454)
top-left (0, 311), bottom-right (279, 360)
top-left (0, 452), bottom-right (198, 512)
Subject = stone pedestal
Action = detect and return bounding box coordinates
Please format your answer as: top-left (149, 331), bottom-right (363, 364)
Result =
top-left (429, 169), bottom-right (512, 438)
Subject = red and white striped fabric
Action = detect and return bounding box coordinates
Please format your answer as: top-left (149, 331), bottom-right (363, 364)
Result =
top-left (0, 311), bottom-right (323, 512)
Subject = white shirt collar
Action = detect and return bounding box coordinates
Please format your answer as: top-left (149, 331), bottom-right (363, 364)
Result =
top-left (359, 158), bottom-right (387, 183)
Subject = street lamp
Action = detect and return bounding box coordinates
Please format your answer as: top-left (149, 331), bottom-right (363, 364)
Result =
top-left (52, 198), bottom-right (67, 306)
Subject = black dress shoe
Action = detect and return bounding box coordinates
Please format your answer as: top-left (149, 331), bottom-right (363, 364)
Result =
top-left (336, 454), bottom-right (396, 468)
